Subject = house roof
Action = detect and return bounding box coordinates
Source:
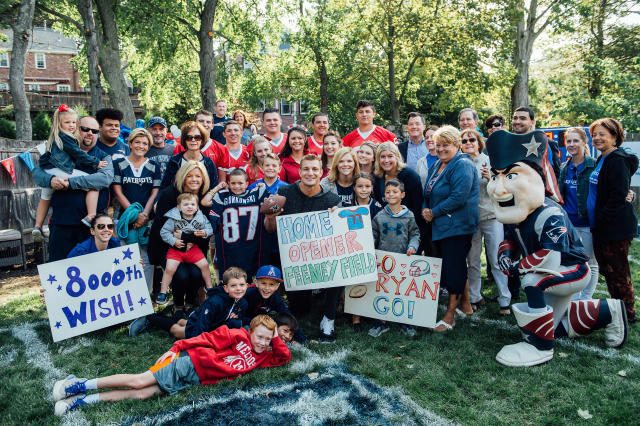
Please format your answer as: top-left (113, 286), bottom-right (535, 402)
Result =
top-left (0, 27), bottom-right (78, 55)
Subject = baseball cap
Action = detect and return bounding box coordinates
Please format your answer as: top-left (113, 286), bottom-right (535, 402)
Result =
top-left (147, 117), bottom-right (167, 128)
top-left (256, 265), bottom-right (283, 282)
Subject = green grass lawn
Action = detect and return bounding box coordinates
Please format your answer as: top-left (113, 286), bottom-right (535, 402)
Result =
top-left (1, 246), bottom-right (639, 425)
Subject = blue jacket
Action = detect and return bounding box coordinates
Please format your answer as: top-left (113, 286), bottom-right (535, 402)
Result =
top-left (116, 202), bottom-right (149, 247)
top-left (241, 285), bottom-right (307, 342)
top-left (184, 286), bottom-right (247, 338)
top-left (67, 236), bottom-right (121, 258)
top-left (423, 152), bottom-right (478, 241)
top-left (558, 156), bottom-right (596, 221)
top-left (39, 132), bottom-right (100, 174)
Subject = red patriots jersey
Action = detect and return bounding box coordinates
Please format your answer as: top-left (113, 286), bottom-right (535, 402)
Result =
top-left (221, 145), bottom-right (250, 180)
top-left (342, 126), bottom-right (398, 149)
top-left (307, 136), bottom-right (323, 155)
top-left (248, 133), bottom-right (288, 155)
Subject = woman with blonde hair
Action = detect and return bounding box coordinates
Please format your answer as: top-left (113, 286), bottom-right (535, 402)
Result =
top-left (320, 147), bottom-right (360, 205)
top-left (246, 136), bottom-right (273, 184)
top-left (356, 140), bottom-right (377, 175)
top-left (321, 130), bottom-right (342, 177)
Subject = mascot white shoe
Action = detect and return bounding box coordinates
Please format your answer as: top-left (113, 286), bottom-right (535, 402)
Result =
top-left (486, 130), bottom-right (629, 367)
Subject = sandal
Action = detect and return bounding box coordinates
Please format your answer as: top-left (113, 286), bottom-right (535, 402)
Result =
top-left (499, 306), bottom-right (512, 316)
top-left (455, 308), bottom-right (473, 317)
top-left (433, 320), bottom-right (455, 333)
top-left (471, 298), bottom-right (485, 313)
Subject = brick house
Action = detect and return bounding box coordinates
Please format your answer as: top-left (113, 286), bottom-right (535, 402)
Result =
top-left (0, 26), bottom-right (80, 93)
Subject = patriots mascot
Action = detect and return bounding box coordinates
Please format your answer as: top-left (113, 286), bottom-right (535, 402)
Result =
top-left (486, 130), bottom-right (628, 367)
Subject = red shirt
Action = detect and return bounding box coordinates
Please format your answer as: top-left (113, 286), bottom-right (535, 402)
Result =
top-left (246, 165), bottom-right (264, 184)
top-left (221, 144), bottom-right (250, 178)
top-left (172, 139), bottom-right (229, 170)
top-left (307, 135), bottom-right (323, 155)
top-left (169, 326), bottom-right (290, 385)
top-left (247, 133), bottom-right (288, 155)
top-left (280, 156), bottom-right (301, 183)
top-left (342, 125), bottom-right (397, 149)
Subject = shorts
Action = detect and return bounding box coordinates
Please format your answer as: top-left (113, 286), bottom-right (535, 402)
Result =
top-left (167, 245), bottom-right (206, 264)
top-left (40, 167), bottom-right (88, 200)
top-left (149, 351), bottom-right (200, 395)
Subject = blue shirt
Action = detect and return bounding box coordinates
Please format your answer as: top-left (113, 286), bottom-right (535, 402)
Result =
top-left (211, 115), bottom-right (231, 144)
top-left (248, 178), bottom-right (288, 194)
top-left (426, 153), bottom-right (438, 168)
top-left (406, 139), bottom-right (428, 170)
top-left (587, 153), bottom-right (609, 228)
top-left (96, 138), bottom-right (130, 160)
top-left (112, 158), bottom-right (162, 217)
top-left (563, 162), bottom-right (588, 227)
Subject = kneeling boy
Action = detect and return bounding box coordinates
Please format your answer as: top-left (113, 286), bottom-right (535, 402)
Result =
top-left (53, 315), bottom-right (291, 416)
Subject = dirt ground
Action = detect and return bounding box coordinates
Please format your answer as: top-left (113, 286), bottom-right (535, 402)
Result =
top-left (0, 249), bottom-right (42, 304)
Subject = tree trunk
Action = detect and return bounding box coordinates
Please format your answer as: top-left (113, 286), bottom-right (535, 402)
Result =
top-left (313, 46), bottom-right (329, 113)
top-left (387, 21), bottom-right (400, 126)
top-left (9, 0), bottom-right (36, 140)
top-left (94, 0), bottom-right (136, 127)
top-left (77, 0), bottom-right (103, 115)
top-left (510, 0), bottom-right (535, 115)
top-left (587, 0), bottom-right (607, 99)
top-left (198, 0), bottom-right (219, 112)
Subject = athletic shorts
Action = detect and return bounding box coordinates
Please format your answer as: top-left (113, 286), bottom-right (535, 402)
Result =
top-left (167, 245), bottom-right (206, 264)
top-left (149, 351), bottom-right (200, 395)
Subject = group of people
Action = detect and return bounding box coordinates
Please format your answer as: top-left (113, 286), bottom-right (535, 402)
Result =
top-left (34, 98), bottom-right (637, 413)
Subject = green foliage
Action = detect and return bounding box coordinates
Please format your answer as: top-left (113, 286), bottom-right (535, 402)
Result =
top-left (0, 105), bottom-right (15, 120)
top-left (31, 111), bottom-right (52, 140)
top-left (0, 118), bottom-right (16, 139)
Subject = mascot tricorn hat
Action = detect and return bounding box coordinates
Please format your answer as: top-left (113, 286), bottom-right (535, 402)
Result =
top-left (486, 130), bottom-right (549, 170)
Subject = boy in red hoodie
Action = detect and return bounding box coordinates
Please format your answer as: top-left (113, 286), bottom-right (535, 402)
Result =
top-left (52, 315), bottom-right (291, 416)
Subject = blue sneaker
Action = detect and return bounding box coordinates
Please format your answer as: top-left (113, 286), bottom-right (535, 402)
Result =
top-left (368, 321), bottom-right (390, 337)
top-left (128, 316), bottom-right (149, 337)
top-left (52, 375), bottom-right (87, 401)
top-left (400, 324), bottom-right (417, 337)
top-left (156, 293), bottom-right (169, 305)
top-left (54, 394), bottom-right (87, 416)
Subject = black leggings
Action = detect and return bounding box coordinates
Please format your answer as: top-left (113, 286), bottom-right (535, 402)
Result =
top-left (437, 234), bottom-right (473, 295)
top-left (171, 263), bottom-right (204, 307)
top-left (288, 287), bottom-right (343, 321)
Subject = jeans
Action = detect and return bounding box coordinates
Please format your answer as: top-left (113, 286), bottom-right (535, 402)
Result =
top-left (572, 227), bottom-right (599, 300)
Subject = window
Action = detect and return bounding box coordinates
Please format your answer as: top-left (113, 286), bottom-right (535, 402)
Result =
top-left (0, 83), bottom-right (8, 91)
top-left (35, 53), bottom-right (46, 69)
top-left (28, 84), bottom-right (41, 91)
top-left (280, 99), bottom-right (291, 115)
top-left (57, 84), bottom-right (71, 92)
top-left (299, 100), bottom-right (309, 115)
top-left (0, 52), bottom-right (8, 68)
top-left (257, 99), bottom-right (266, 112)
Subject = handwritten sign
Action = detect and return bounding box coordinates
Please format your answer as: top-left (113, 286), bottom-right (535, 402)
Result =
top-left (344, 250), bottom-right (442, 328)
top-left (38, 244), bottom-right (154, 342)
top-left (277, 206), bottom-right (377, 291)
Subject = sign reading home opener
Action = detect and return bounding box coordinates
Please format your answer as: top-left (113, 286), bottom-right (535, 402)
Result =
top-left (277, 206), bottom-right (377, 291)
top-left (345, 250), bottom-right (441, 328)
top-left (38, 244), bottom-right (154, 342)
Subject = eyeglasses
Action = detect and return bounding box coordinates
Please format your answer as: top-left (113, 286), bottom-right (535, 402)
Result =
top-left (95, 223), bottom-right (114, 230)
top-left (80, 126), bottom-right (99, 134)
top-left (461, 138), bottom-right (477, 144)
top-left (487, 122), bottom-right (503, 129)
top-left (184, 134), bottom-right (203, 141)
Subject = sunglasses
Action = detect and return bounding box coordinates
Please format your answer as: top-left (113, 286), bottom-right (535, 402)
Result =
top-left (461, 138), bottom-right (477, 144)
top-left (184, 135), bottom-right (203, 141)
top-left (80, 126), bottom-right (100, 134)
top-left (487, 122), bottom-right (503, 129)
top-left (95, 223), bottom-right (114, 230)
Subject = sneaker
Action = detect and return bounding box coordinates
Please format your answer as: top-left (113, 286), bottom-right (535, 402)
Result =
top-left (128, 316), bottom-right (149, 337)
top-left (156, 293), bottom-right (169, 305)
top-left (52, 375), bottom-right (87, 402)
top-left (81, 216), bottom-right (92, 227)
top-left (400, 324), bottom-right (417, 337)
top-left (54, 394), bottom-right (87, 416)
top-left (32, 226), bottom-right (44, 243)
top-left (319, 331), bottom-right (336, 343)
top-left (440, 287), bottom-right (449, 297)
top-left (352, 323), bottom-right (362, 333)
top-left (368, 322), bottom-right (390, 337)
top-left (604, 299), bottom-right (628, 348)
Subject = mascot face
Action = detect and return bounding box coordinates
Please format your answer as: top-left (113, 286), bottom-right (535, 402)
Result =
top-left (487, 161), bottom-right (545, 224)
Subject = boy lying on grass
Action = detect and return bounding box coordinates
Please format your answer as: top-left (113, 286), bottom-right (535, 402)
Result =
top-left (52, 315), bottom-right (291, 416)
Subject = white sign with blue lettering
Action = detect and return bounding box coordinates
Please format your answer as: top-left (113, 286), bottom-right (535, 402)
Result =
top-left (38, 244), bottom-right (154, 342)
top-left (344, 250), bottom-right (442, 328)
top-left (276, 206), bottom-right (377, 291)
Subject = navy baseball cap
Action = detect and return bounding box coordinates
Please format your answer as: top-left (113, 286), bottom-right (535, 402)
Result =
top-left (147, 117), bottom-right (167, 128)
top-left (256, 265), bottom-right (283, 282)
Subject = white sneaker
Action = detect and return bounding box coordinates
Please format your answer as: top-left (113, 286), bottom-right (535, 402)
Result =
top-left (604, 299), bottom-right (628, 348)
top-left (52, 375), bottom-right (88, 402)
top-left (54, 394), bottom-right (87, 416)
top-left (496, 342), bottom-right (553, 367)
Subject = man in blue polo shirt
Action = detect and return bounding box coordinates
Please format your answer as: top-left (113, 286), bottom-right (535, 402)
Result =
top-left (210, 99), bottom-right (232, 145)
top-left (96, 108), bottom-right (130, 160)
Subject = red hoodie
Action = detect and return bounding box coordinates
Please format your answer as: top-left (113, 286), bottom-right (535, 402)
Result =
top-left (169, 325), bottom-right (291, 385)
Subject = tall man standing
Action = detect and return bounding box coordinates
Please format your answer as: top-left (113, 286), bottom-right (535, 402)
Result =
top-left (210, 99), bottom-right (232, 145)
top-left (95, 108), bottom-right (129, 160)
top-left (458, 108), bottom-right (481, 133)
top-left (220, 120), bottom-right (250, 179)
top-left (249, 108), bottom-right (287, 154)
top-left (398, 112), bottom-right (428, 170)
top-left (343, 100), bottom-right (397, 149)
top-left (307, 113), bottom-right (329, 155)
top-left (145, 117), bottom-right (174, 176)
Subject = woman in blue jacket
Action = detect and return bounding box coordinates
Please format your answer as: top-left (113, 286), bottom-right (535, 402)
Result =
top-left (422, 125), bottom-right (478, 332)
top-left (67, 214), bottom-right (120, 258)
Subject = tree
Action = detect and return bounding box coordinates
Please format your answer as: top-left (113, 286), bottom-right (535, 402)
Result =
top-left (2, 0), bottom-right (36, 140)
top-left (32, 111), bottom-right (52, 140)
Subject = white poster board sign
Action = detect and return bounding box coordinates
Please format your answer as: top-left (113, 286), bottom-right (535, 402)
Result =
top-left (277, 206), bottom-right (377, 291)
top-left (38, 243), bottom-right (154, 342)
top-left (344, 250), bottom-right (442, 328)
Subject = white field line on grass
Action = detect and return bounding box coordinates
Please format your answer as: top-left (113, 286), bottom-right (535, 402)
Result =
top-left (592, 289), bottom-right (640, 302)
top-left (288, 344), bottom-right (350, 373)
top-left (10, 322), bottom-right (89, 426)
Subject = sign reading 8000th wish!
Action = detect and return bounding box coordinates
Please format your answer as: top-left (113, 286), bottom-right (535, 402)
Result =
top-left (38, 243), bottom-right (154, 342)
top-left (277, 206), bottom-right (377, 291)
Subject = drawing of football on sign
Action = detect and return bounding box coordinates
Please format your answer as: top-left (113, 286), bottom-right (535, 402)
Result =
top-left (349, 285), bottom-right (367, 298)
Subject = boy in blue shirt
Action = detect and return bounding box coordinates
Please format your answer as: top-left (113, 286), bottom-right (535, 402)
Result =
top-left (247, 153), bottom-right (287, 194)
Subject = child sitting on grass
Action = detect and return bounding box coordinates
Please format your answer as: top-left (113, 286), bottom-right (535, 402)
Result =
top-left (52, 315), bottom-right (290, 416)
top-left (368, 179), bottom-right (420, 338)
top-left (130, 267), bottom-right (248, 339)
top-left (241, 265), bottom-right (306, 343)
top-left (156, 192), bottom-right (213, 305)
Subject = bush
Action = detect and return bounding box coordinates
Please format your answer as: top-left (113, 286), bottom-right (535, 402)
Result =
top-left (32, 111), bottom-right (52, 140)
top-left (0, 118), bottom-right (16, 139)
top-left (0, 105), bottom-right (15, 120)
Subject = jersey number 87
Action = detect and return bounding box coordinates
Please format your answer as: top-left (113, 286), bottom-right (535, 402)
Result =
top-left (222, 205), bottom-right (259, 243)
